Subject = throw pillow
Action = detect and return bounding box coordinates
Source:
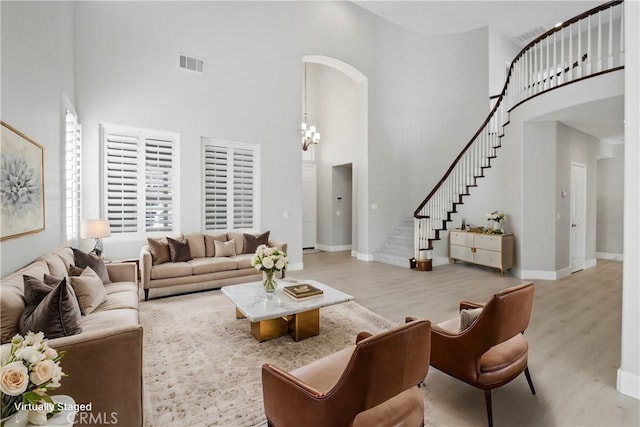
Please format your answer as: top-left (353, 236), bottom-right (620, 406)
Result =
top-left (204, 233), bottom-right (227, 257)
top-left (69, 264), bottom-right (84, 276)
top-left (243, 231), bottom-right (271, 254)
top-left (167, 237), bottom-right (193, 262)
top-left (184, 233), bottom-right (206, 258)
top-left (147, 238), bottom-right (171, 265)
top-left (214, 240), bottom-right (236, 257)
top-left (459, 307), bottom-right (483, 332)
top-left (69, 267), bottom-right (108, 315)
top-left (19, 275), bottom-right (82, 338)
top-left (72, 248), bottom-right (111, 284)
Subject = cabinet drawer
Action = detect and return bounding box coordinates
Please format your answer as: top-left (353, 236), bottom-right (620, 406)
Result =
top-left (474, 249), bottom-right (501, 267)
top-left (450, 245), bottom-right (473, 262)
top-left (474, 234), bottom-right (502, 251)
top-left (450, 231), bottom-right (474, 247)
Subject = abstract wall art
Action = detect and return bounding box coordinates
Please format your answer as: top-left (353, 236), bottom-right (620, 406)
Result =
top-left (1, 121), bottom-right (45, 240)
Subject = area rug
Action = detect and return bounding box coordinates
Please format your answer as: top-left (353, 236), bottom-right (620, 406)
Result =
top-left (140, 289), bottom-right (436, 426)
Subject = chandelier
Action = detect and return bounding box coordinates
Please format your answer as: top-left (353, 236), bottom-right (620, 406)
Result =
top-left (301, 63), bottom-right (320, 151)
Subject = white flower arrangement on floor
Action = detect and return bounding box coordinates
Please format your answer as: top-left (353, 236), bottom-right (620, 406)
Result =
top-left (1, 331), bottom-right (65, 425)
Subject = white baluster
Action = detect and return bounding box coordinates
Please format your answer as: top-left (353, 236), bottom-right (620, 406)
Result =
top-left (568, 23), bottom-right (573, 81)
top-left (553, 31), bottom-right (557, 87)
top-left (577, 20), bottom-right (583, 78)
top-left (560, 27), bottom-right (565, 84)
top-left (620, 3), bottom-right (625, 66)
top-left (597, 11), bottom-right (603, 71)
top-left (608, 6), bottom-right (614, 69)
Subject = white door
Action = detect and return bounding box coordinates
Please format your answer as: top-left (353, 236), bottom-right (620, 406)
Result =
top-left (570, 163), bottom-right (587, 272)
top-left (302, 163), bottom-right (317, 249)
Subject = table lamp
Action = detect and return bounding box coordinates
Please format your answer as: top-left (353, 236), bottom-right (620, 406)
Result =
top-left (81, 219), bottom-right (111, 257)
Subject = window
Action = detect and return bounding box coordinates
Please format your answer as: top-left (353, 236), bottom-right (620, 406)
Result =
top-left (101, 124), bottom-right (179, 237)
top-left (65, 109), bottom-right (82, 241)
top-left (202, 138), bottom-right (260, 230)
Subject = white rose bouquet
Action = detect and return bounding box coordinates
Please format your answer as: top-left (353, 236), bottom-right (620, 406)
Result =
top-left (251, 245), bottom-right (288, 293)
top-left (251, 244), bottom-right (288, 274)
top-left (486, 210), bottom-right (507, 223)
top-left (1, 332), bottom-right (65, 423)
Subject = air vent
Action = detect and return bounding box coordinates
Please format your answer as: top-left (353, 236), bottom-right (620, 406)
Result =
top-left (179, 54), bottom-right (205, 74)
top-left (514, 26), bottom-right (546, 45)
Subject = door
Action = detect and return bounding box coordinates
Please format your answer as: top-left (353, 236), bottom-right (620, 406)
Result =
top-left (570, 163), bottom-right (587, 273)
top-left (302, 163), bottom-right (317, 249)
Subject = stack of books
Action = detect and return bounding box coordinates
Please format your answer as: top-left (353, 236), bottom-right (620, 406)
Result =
top-left (283, 283), bottom-right (324, 301)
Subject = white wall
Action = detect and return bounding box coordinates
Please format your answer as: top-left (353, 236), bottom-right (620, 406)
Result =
top-left (488, 27), bottom-right (520, 98)
top-left (597, 143), bottom-right (625, 258)
top-left (0, 1), bottom-right (76, 276)
top-left (618, 0), bottom-right (640, 400)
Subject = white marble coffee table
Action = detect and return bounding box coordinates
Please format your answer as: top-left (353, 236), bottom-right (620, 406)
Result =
top-left (221, 279), bottom-right (354, 342)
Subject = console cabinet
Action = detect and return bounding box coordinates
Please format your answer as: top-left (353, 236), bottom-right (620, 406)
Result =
top-left (449, 230), bottom-right (514, 275)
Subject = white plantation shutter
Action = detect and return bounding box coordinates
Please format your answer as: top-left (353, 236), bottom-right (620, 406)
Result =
top-left (102, 124), bottom-right (179, 236)
top-left (232, 148), bottom-right (254, 229)
top-left (145, 137), bottom-right (174, 232)
top-left (202, 139), bottom-right (259, 231)
top-left (65, 109), bottom-right (82, 241)
top-left (203, 145), bottom-right (229, 229)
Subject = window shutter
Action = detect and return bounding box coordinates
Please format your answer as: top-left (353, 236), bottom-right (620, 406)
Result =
top-left (145, 137), bottom-right (174, 232)
top-left (64, 110), bottom-right (81, 241)
top-left (232, 148), bottom-right (254, 229)
top-left (202, 139), bottom-right (258, 231)
top-left (203, 145), bottom-right (228, 230)
top-left (105, 132), bottom-right (140, 234)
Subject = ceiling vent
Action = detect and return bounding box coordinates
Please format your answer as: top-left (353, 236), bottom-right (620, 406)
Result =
top-left (514, 26), bottom-right (546, 45)
top-left (179, 54), bottom-right (205, 74)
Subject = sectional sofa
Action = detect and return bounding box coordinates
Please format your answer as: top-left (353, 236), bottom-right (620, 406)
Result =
top-left (0, 247), bottom-right (142, 426)
top-left (140, 231), bottom-right (287, 300)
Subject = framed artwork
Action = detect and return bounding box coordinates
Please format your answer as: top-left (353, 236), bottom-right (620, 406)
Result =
top-left (1, 121), bottom-right (45, 240)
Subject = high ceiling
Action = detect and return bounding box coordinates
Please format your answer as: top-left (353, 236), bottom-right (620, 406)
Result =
top-left (353, 0), bottom-right (624, 143)
top-left (353, 1), bottom-right (604, 46)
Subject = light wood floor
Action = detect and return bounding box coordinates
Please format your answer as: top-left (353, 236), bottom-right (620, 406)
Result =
top-left (295, 251), bottom-right (640, 427)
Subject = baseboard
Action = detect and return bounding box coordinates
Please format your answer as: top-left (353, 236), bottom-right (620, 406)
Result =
top-left (617, 368), bottom-right (640, 399)
top-left (316, 244), bottom-right (352, 252)
top-left (596, 252), bottom-right (624, 261)
top-left (354, 251), bottom-right (373, 262)
top-left (585, 258), bottom-right (597, 269)
top-left (520, 270), bottom-right (561, 280)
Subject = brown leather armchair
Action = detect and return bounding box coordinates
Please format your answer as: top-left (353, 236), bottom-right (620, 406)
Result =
top-left (261, 319), bottom-right (431, 427)
top-left (424, 282), bottom-right (536, 427)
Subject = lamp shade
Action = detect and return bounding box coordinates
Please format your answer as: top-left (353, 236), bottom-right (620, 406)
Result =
top-left (81, 219), bottom-right (111, 239)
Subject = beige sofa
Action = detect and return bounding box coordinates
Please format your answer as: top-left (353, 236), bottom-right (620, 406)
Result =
top-left (140, 231), bottom-right (287, 300)
top-left (0, 247), bottom-right (142, 427)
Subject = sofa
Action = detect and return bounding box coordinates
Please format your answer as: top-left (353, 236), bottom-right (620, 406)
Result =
top-left (0, 247), bottom-right (143, 426)
top-left (140, 231), bottom-right (287, 300)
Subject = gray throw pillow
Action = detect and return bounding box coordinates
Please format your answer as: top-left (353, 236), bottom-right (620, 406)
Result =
top-left (19, 275), bottom-right (82, 338)
top-left (459, 307), bottom-right (483, 332)
top-left (243, 231), bottom-right (271, 254)
top-left (73, 248), bottom-right (111, 284)
top-left (167, 237), bottom-right (192, 262)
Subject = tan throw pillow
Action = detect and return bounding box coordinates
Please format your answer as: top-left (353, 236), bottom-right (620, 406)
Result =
top-left (243, 231), bottom-right (270, 254)
top-left (205, 233), bottom-right (227, 257)
top-left (184, 233), bottom-right (206, 258)
top-left (214, 240), bottom-right (236, 257)
top-left (147, 238), bottom-right (171, 265)
top-left (167, 237), bottom-right (192, 262)
top-left (459, 307), bottom-right (483, 332)
top-left (227, 232), bottom-right (244, 255)
top-left (69, 267), bottom-right (107, 315)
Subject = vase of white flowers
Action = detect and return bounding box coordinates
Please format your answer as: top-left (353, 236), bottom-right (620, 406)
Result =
top-left (1, 332), bottom-right (65, 426)
top-left (485, 210), bottom-right (507, 233)
top-left (251, 245), bottom-right (288, 294)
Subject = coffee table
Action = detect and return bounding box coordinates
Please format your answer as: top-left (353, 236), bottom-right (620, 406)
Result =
top-left (221, 279), bottom-right (354, 342)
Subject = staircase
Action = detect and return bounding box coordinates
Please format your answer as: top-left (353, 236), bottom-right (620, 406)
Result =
top-left (373, 218), bottom-right (414, 267)
top-left (376, 1), bottom-right (626, 266)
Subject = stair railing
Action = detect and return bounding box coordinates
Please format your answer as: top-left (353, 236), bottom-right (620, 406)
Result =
top-left (414, 0), bottom-right (625, 259)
